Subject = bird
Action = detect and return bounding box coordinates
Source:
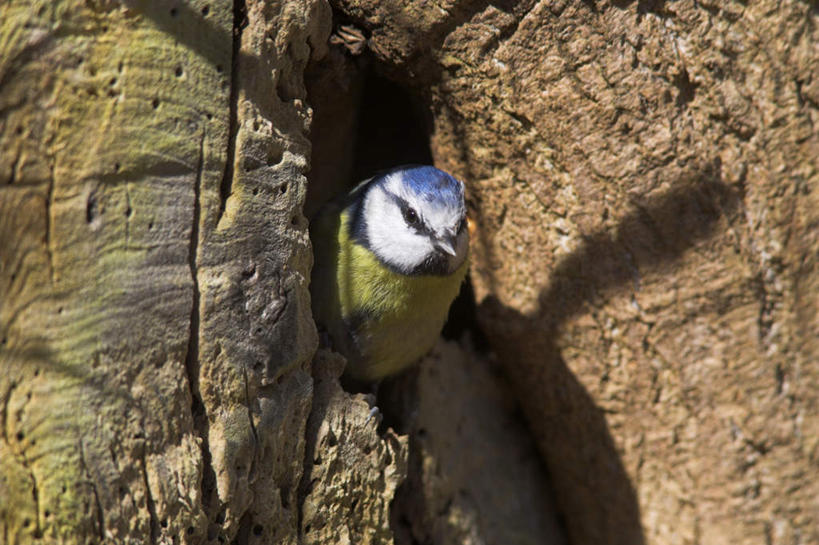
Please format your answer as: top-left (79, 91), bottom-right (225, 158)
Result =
top-left (310, 165), bottom-right (469, 382)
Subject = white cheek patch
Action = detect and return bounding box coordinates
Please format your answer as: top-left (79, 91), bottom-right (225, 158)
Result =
top-left (366, 171), bottom-right (468, 274)
top-left (363, 187), bottom-right (436, 273)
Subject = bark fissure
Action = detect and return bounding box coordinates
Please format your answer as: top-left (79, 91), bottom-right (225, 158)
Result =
top-left (44, 162), bottom-right (56, 283)
top-left (184, 130), bottom-right (220, 524)
top-left (17, 435), bottom-right (41, 538)
top-left (185, 132), bottom-right (204, 400)
top-left (242, 368), bottom-right (258, 446)
top-left (7, 146), bottom-right (21, 185)
top-left (28, 466), bottom-right (41, 538)
top-left (217, 0), bottom-right (247, 222)
top-left (79, 438), bottom-right (106, 540)
top-left (124, 182), bottom-right (132, 248)
top-left (0, 381), bottom-right (14, 445)
top-left (296, 366), bottom-right (317, 541)
top-left (140, 450), bottom-right (158, 545)
top-left (755, 274), bottom-right (774, 345)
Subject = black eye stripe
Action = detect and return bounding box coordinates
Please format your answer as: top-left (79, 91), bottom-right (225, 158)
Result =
top-left (388, 192), bottom-right (467, 240)
top-left (389, 194), bottom-right (432, 234)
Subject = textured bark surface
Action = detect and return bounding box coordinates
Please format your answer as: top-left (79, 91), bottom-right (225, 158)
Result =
top-left (330, 0), bottom-right (819, 544)
top-left (2, 1), bottom-right (238, 540)
top-left (0, 1), bottom-right (408, 544)
top-left (389, 340), bottom-right (566, 545)
top-left (300, 350), bottom-right (408, 545)
top-left (5, 0), bottom-right (818, 544)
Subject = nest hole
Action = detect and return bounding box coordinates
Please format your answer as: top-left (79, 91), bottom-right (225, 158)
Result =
top-left (307, 64), bottom-right (487, 347)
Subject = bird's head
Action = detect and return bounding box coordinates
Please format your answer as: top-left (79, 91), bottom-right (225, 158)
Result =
top-left (358, 165), bottom-right (469, 276)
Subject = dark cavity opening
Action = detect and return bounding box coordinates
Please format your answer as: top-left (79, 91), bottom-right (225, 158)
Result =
top-left (349, 69), bottom-right (433, 180)
top-left (307, 58), bottom-right (488, 357)
top-left (441, 275), bottom-right (489, 350)
top-left (305, 62), bottom-right (433, 217)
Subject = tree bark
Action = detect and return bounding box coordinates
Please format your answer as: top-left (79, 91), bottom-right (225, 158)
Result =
top-left (2, 1), bottom-right (344, 543)
top-left (3, 1), bottom-right (818, 545)
top-left (328, 0), bottom-right (819, 543)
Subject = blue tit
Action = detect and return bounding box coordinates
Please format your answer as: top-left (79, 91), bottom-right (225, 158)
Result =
top-left (310, 165), bottom-right (469, 381)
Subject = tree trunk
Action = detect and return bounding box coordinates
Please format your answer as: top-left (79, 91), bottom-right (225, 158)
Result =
top-left (3, 1), bottom-right (818, 545)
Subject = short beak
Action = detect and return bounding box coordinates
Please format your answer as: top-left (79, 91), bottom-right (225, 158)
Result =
top-left (436, 237), bottom-right (457, 257)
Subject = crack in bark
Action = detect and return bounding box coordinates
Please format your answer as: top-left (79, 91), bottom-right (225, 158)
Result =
top-left (28, 466), bottom-right (41, 538)
top-left (0, 381), bottom-right (14, 445)
top-left (242, 368), bottom-right (259, 447)
top-left (232, 511), bottom-right (253, 545)
top-left (185, 130), bottom-right (221, 524)
top-left (140, 450), bottom-right (158, 545)
top-left (241, 368), bottom-right (259, 513)
top-left (44, 161), bottom-right (56, 283)
top-left (296, 386), bottom-right (317, 542)
top-left (79, 438), bottom-right (105, 540)
top-left (7, 146), bottom-right (21, 185)
top-left (186, 131), bottom-right (203, 381)
top-left (18, 437), bottom-right (41, 536)
top-left (217, 0), bottom-right (248, 223)
top-left (125, 183), bottom-right (132, 248)
top-left (755, 274), bottom-right (774, 344)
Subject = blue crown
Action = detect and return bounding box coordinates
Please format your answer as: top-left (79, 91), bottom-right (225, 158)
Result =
top-left (391, 165), bottom-right (463, 208)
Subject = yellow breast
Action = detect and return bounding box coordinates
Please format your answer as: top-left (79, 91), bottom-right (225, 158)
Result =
top-left (311, 207), bottom-right (467, 381)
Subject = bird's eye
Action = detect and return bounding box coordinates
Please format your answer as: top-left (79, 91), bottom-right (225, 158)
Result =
top-left (403, 207), bottom-right (419, 226)
top-left (457, 218), bottom-right (467, 232)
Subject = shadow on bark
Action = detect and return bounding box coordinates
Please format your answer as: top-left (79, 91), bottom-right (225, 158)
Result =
top-left (0, 331), bottom-right (165, 541)
top-left (120, 0), bottom-right (299, 114)
top-left (108, 4), bottom-right (744, 544)
top-left (478, 163), bottom-right (742, 545)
